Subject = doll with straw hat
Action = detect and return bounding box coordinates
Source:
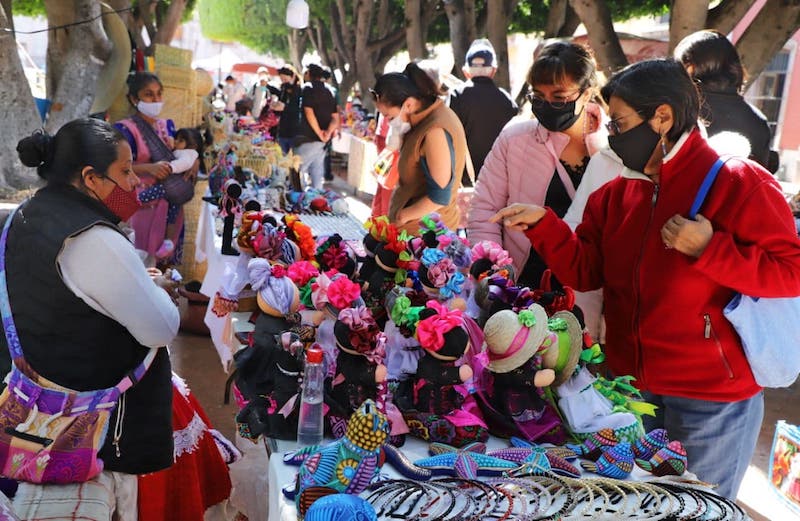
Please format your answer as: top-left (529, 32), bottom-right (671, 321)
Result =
top-left (482, 304), bottom-right (566, 443)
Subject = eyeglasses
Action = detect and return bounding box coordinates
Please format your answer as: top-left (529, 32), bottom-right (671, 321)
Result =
top-left (526, 89), bottom-right (583, 109)
top-left (369, 88), bottom-right (380, 102)
top-left (605, 112), bottom-right (642, 136)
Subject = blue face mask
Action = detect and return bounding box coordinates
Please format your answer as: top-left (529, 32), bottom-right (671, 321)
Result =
top-left (607, 120), bottom-right (661, 173)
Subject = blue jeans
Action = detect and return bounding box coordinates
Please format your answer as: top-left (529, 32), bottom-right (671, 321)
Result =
top-left (278, 137), bottom-right (294, 155)
top-left (642, 391), bottom-right (764, 500)
top-left (293, 141), bottom-right (326, 189)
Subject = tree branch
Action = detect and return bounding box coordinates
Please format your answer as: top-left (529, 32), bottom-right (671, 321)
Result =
top-left (668, 0), bottom-right (709, 53)
top-left (368, 28), bottom-right (406, 54)
top-left (154, 0), bottom-right (187, 45)
top-left (707, 0), bottom-right (754, 35)
top-left (736, 0), bottom-right (800, 88)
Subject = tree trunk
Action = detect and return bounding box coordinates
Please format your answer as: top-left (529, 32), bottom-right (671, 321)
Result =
top-left (44, 0), bottom-right (73, 100)
top-left (736, 0), bottom-right (800, 90)
top-left (0, 3), bottom-right (41, 193)
top-left (45, 0), bottom-right (112, 132)
top-left (559, 5), bottom-right (581, 37)
top-left (545, 0), bottom-right (570, 38)
top-left (153, 0), bottom-right (186, 45)
top-left (405, 0), bottom-right (426, 60)
top-left (445, 0), bottom-right (477, 79)
top-left (487, 0), bottom-right (518, 91)
top-left (668, 0), bottom-right (709, 54)
top-left (1, 0), bottom-right (12, 32)
top-left (707, 0), bottom-right (754, 36)
top-left (288, 29), bottom-right (308, 73)
top-left (354, 0), bottom-right (376, 105)
top-left (568, 0), bottom-right (628, 76)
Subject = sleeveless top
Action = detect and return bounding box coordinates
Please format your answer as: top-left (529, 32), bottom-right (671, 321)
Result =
top-left (390, 99), bottom-right (467, 233)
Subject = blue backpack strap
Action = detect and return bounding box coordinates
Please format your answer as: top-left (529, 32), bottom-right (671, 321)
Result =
top-left (0, 204), bottom-right (157, 392)
top-left (689, 157), bottom-right (730, 219)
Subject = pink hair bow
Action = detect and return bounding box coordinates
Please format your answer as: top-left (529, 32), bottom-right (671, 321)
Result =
top-left (338, 306), bottom-right (375, 330)
top-left (471, 240), bottom-right (513, 268)
top-left (320, 244), bottom-right (347, 271)
top-left (310, 271), bottom-right (332, 310)
top-left (415, 301), bottom-right (463, 352)
top-left (287, 261), bottom-right (319, 288)
top-left (327, 277), bottom-right (361, 310)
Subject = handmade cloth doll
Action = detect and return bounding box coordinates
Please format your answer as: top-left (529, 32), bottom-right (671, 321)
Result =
top-left (326, 306), bottom-right (388, 437)
top-left (234, 258), bottom-right (304, 440)
top-left (362, 234), bottom-right (407, 329)
top-left (316, 234), bottom-right (357, 279)
top-left (251, 221), bottom-right (297, 266)
top-left (356, 217), bottom-right (392, 287)
top-left (396, 301), bottom-right (488, 447)
top-left (311, 272), bottom-right (364, 367)
top-left (482, 305), bottom-right (566, 443)
top-left (220, 178), bottom-right (242, 255)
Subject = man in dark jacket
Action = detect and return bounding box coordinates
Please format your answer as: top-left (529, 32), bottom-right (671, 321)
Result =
top-left (449, 39), bottom-right (518, 186)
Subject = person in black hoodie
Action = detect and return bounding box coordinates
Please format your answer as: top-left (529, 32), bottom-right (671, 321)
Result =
top-left (675, 30), bottom-right (773, 170)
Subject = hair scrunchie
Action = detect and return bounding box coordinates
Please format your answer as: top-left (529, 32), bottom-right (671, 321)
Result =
top-left (415, 301), bottom-right (463, 352)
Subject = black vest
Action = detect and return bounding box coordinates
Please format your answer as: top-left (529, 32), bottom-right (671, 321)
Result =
top-left (0, 185), bottom-right (173, 474)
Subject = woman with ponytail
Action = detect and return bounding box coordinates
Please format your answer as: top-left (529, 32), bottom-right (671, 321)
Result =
top-left (371, 62), bottom-right (468, 233)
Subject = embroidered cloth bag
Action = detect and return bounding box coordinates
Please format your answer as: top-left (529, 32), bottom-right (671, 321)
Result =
top-left (690, 157), bottom-right (800, 388)
top-left (0, 207), bottom-right (157, 483)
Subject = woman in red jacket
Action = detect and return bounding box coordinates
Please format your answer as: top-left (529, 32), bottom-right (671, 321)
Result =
top-left (491, 59), bottom-right (800, 499)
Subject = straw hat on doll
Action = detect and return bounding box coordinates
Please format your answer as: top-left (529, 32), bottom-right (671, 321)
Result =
top-left (484, 304), bottom-right (549, 373)
top-left (541, 310), bottom-right (584, 386)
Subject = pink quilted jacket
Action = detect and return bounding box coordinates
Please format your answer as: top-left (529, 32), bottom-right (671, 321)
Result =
top-left (467, 107), bottom-right (608, 273)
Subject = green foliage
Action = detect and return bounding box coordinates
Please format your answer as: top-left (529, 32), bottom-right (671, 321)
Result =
top-left (11, 0), bottom-right (45, 17)
top-left (198, 0), bottom-right (290, 55)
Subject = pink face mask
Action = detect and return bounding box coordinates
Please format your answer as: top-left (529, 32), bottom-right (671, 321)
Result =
top-left (101, 179), bottom-right (141, 222)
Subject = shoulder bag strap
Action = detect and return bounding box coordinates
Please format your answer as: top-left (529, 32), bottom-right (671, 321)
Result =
top-left (688, 157), bottom-right (729, 219)
top-left (0, 205), bottom-right (157, 394)
top-left (542, 135), bottom-right (577, 200)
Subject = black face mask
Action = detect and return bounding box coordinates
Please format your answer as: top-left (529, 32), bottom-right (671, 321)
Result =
top-left (532, 100), bottom-right (582, 132)
top-left (607, 120), bottom-right (661, 173)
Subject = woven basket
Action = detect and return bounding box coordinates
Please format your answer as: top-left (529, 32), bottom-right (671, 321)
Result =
top-left (237, 155), bottom-right (271, 178)
top-left (179, 178), bottom-right (208, 283)
top-left (157, 64), bottom-right (195, 90)
top-left (155, 44), bottom-right (193, 68)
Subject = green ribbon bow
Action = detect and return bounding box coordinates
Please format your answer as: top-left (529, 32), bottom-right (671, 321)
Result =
top-left (580, 343), bottom-right (606, 365)
top-left (299, 281), bottom-right (314, 309)
top-left (518, 310), bottom-right (537, 328)
top-left (391, 296), bottom-right (412, 325)
top-left (547, 317), bottom-right (568, 332)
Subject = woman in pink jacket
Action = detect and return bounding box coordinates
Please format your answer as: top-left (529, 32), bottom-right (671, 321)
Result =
top-left (467, 42), bottom-right (621, 338)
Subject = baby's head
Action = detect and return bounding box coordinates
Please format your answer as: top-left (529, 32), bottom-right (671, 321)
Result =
top-left (175, 128), bottom-right (204, 153)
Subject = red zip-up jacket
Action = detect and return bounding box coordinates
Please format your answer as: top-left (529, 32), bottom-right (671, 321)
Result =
top-left (527, 129), bottom-right (800, 401)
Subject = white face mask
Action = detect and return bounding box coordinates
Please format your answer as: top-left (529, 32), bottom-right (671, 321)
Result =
top-left (386, 116), bottom-right (411, 151)
top-left (137, 101), bottom-right (164, 118)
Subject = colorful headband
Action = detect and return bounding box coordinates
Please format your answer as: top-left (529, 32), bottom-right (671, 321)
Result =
top-left (327, 276), bottom-right (361, 311)
top-left (438, 234), bottom-right (472, 268)
top-left (416, 301), bottom-right (463, 352)
top-left (287, 261), bottom-right (319, 288)
top-left (311, 271), bottom-right (333, 310)
top-left (418, 213), bottom-right (447, 236)
top-left (248, 258), bottom-right (296, 315)
top-left (283, 215), bottom-right (316, 261)
top-left (338, 306), bottom-right (381, 354)
top-left (317, 234), bottom-right (350, 272)
top-left (471, 240), bottom-right (513, 269)
top-left (421, 248), bottom-right (446, 267)
top-left (364, 216), bottom-right (394, 242)
top-left (252, 223), bottom-right (295, 264)
top-left (390, 295), bottom-right (423, 329)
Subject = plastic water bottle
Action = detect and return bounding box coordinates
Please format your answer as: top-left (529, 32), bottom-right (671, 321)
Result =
top-left (296, 347), bottom-right (325, 446)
